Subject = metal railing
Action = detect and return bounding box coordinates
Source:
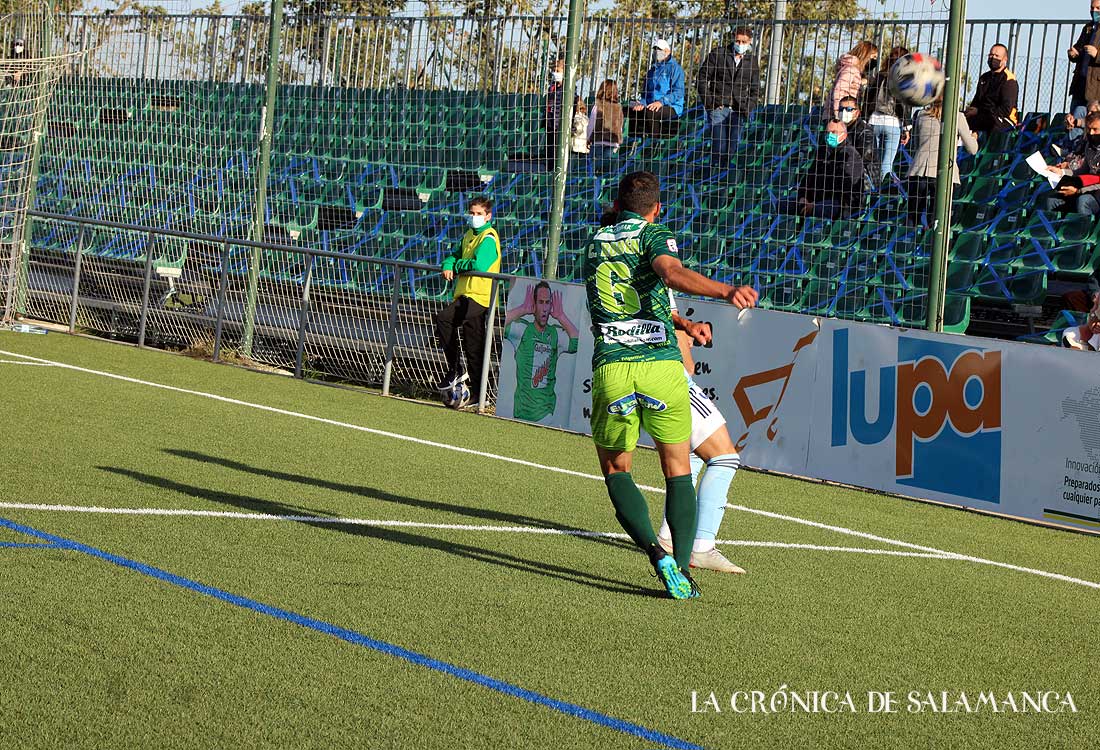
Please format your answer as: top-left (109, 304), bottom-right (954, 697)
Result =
top-left (26, 209), bottom-right (513, 412)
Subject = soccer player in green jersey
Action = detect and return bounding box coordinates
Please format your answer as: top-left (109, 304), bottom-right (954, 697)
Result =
top-left (584, 171), bottom-right (757, 599)
top-left (503, 280), bottom-right (580, 423)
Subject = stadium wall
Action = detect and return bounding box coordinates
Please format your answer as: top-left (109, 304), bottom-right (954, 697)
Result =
top-left (498, 279), bottom-right (1100, 535)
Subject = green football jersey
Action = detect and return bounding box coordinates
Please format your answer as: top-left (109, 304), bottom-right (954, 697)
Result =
top-left (583, 211), bottom-right (682, 370)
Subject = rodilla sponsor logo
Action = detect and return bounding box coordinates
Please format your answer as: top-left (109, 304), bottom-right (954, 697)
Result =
top-left (831, 328), bottom-right (1002, 503)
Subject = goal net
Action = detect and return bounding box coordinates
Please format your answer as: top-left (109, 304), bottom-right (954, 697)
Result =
top-left (0, 3), bottom-right (81, 323)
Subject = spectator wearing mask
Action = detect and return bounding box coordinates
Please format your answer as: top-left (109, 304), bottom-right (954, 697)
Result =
top-left (1044, 112), bottom-right (1100, 217)
top-left (1068, 0), bottom-right (1100, 122)
top-left (587, 79), bottom-right (624, 169)
top-left (696, 25), bottom-right (762, 165)
top-left (964, 44), bottom-right (1019, 133)
top-left (862, 45), bottom-right (913, 181)
top-left (628, 38), bottom-right (685, 138)
top-left (543, 58), bottom-right (566, 160)
top-left (780, 120), bottom-right (865, 219)
top-left (5, 38), bottom-right (25, 87)
top-left (828, 41), bottom-right (878, 123)
top-left (837, 95), bottom-right (878, 188)
top-left (571, 95), bottom-right (590, 155)
top-left (906, 95), bottom-right (979, 227)
top-left (436, 196), bottom-right (502, 404)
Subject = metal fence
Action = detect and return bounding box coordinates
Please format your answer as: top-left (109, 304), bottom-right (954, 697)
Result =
top-left (52, 14), bottom-right (1084, 113)
top-left (26, 209), bottom-right (511, 407)
top-left (14, 12), bottom-right (1092, 365)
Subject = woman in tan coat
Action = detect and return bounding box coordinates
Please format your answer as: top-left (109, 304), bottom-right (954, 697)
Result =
top-left (905, 95), bottom-right (979, 227)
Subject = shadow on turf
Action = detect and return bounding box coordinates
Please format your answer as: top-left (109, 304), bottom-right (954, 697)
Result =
top-left (99, 465), bottom-right (666, 599)
top-left (162, 448), bottom-right (636, 554)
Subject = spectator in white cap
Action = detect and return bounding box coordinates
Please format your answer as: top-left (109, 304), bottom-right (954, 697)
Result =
top-left (628, 37), bottom-right (685, 138)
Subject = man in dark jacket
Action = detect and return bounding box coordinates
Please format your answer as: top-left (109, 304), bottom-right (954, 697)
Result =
top-left (696, 26), bottom-right (762, 165)
top-left (781, 120), bottom-right (865, 219)
top-left (965, 43), bottom-right (1019, 133)
top-left (1068, 1), bottom-right (1100, 120)
top-left (837, 95), bottom-right (878, 189)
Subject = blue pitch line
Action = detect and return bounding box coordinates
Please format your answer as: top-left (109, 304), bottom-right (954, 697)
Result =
top-left (0, 541), bottom-right (57, 549)
top-left (0, 517), bottom-right (703, 750)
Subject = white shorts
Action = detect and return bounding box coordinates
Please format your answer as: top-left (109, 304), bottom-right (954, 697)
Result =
top-left (686, 372), bottom-right (726, 451)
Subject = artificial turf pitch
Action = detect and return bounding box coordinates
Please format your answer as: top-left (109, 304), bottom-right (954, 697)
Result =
top-left (0, 330), bottom-right (1096, 749)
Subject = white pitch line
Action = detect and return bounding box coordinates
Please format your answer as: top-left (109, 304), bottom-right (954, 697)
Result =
top-left (0, 360), bottom-right (54, 366)
top-left (0, 501), bottom-right (953, 560)
top-left (2, 347), bottom-right (1097, 592)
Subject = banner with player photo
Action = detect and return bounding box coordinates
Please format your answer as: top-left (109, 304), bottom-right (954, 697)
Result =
top-left (495, 278), bottom-right (585, 426)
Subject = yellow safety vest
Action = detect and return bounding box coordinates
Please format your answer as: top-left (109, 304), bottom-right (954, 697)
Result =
top-left (454, 226), bottom-right (501, 308)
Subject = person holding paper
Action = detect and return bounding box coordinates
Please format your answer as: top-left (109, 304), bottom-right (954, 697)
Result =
top-left (1042, 111), bottom-right (1100, 217)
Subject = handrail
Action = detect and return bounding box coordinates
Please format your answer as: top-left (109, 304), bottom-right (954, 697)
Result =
top-left (26, 209), bottom-right (517, 282)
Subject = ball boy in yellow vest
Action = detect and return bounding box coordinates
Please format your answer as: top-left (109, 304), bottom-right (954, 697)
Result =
top-left (436, 196), bottom-right (502, 403)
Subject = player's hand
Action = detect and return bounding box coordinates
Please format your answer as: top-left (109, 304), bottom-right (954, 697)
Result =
top-left (1069, 46), bottom-right (1080, 59)
top-left (1086, 44), bottom-right (1098, 58)
top-left (725, 285), bottom-right (758, 309)
top-left (442, 269), bottom-right (455, 281)
top-left (900, 130), bottom-right (910, 146)
top-left (1047, 165), bottom-right (1064, 176)
top-left (1059, 185), bottom-right (1080, 197)
top-left (550, 289), bottom-right (564, 319)
top-left (631, 103), bottom-right (645, 112)
top-left (1064, 114), bottom-right (1077, 129)
top-left (646, 101), bottom-right (663, 112)
top-left (684, 320), bottom-right (711, 345)
top-left (521, 283), bottom-right (535, 313)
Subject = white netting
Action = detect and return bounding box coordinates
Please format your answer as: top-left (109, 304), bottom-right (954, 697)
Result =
top-left (0, 4), bottom-right (85, 323)
top-left (16, 1), bottom-right (1094, 397)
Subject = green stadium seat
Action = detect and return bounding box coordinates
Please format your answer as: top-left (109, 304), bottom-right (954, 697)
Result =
top-left (942, 294), bottom-right (971, 334)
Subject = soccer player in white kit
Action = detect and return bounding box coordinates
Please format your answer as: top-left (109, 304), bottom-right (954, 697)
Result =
top-left (656, 295), bottom-right (746, 574)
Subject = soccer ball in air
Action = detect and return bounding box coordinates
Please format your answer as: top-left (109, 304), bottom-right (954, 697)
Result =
top-left (443, 381), bottom-right (471, 409)
top-left (888, 53), bottom-right (945, 107)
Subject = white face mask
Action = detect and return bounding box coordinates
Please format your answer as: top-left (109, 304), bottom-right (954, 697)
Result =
top-left (839, 110), bottom-right (856, 124)
top-left (733, 42), bottom-right (750, 55)
top-left (14, 44), bottom-right (24, 54)
top-left (654, 50), bottom-right (669, 62)
top-left (551, 70), bottom-right (563, 83)
top-left (469, 214), bottom-right (488, 230)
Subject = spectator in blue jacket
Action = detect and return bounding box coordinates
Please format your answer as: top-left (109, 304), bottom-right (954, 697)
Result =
top-left (628, 39), bottom-right (685, 138)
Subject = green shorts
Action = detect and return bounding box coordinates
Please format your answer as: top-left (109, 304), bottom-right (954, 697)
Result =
top-left (590, 360), bottom-right (691, 452)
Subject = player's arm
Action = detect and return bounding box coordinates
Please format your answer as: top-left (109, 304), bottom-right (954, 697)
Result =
top-left (504, 284), bottom-right (534, 326)
top-left (671, 311), bottom-right (711, 345)
top-left (652, 254), bottom-right (758, 309)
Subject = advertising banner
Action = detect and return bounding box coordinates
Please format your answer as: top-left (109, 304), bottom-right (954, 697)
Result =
top-left (809, 321), bottom-right (1100, 533)
top-left (496, 280), bottom-right (1100, 534)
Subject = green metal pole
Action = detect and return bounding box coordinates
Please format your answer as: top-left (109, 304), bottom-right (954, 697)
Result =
top-left (16, 5), bottom-right (57, 318)
top-left (241, 0), bottom-right (285, 356)
top-left (927, 0), bottom-right (967, 333)
top-left (544, 0), bottom-right (585, 281)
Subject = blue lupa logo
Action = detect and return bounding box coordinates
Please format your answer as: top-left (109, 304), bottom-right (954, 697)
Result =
top-left (830, 328), bottom-right (1002, 504)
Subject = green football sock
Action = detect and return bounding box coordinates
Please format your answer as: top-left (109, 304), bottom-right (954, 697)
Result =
top-left (604, 472), bottom-right (657, 550)
top-left (665, 474), bottom-right (698, 570)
